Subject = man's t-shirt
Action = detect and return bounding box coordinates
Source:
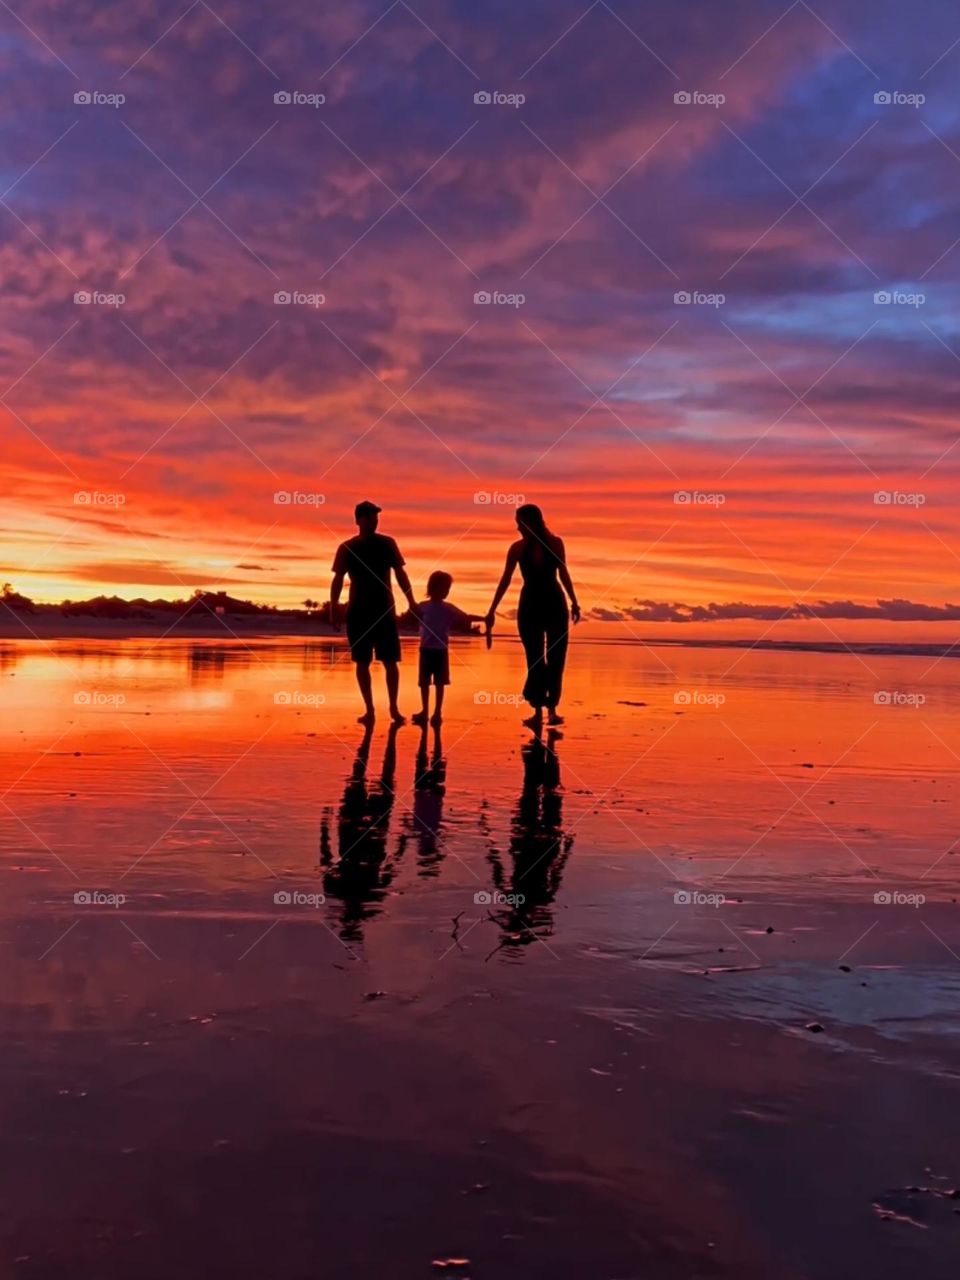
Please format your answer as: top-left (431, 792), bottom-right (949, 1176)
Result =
top-left (332, 533), bottom-right (404, 614)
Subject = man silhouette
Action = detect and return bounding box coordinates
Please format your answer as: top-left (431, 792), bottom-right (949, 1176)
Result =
top-left (330, 501), bottom-right (416, 724)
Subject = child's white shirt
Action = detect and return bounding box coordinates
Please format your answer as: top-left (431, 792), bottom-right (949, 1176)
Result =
top-left (419, 600), bottom-right (458, 650)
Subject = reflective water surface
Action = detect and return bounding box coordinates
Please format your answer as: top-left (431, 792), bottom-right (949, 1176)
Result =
top-left (2, 637), bottom-right (959, 1278)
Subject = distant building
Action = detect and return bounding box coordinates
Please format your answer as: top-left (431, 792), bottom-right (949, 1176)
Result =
top-left (185, 590), bottom-right (264, 617)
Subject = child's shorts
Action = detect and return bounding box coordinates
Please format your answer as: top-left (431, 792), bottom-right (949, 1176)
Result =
top-left (418, 648), bottom-right (450, 687)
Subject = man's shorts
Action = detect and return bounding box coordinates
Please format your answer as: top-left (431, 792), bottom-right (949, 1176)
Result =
top-left (346, 609), bottom-right (401, 664)
top-left (418, 647), bottom-right (450, 687)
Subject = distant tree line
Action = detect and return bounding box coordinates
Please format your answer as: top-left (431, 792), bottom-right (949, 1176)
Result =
top-left (0, 584), bottom-right (477, 633)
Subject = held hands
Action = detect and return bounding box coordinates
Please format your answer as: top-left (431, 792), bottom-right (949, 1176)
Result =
top-left (484, 611), bottom-right (495, 630)
top-left (571, 602), bottom-right (581, 624)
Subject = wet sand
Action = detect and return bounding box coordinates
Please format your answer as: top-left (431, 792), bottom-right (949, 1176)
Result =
top-left (1, 637), bottom-right (959, 1278)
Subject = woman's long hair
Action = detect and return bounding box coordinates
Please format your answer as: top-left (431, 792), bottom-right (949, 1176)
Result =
top-left (516, 503), bottom-right (549, 540)
top-left (516, 503), bottom-right (561, 556)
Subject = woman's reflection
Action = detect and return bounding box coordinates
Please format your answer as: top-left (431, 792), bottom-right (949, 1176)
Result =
top-left (486, 727), bottom-right (573, 951)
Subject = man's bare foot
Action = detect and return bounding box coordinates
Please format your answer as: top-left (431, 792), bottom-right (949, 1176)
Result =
top-left (522, 712), bottom-right (543, 730)
top-left (430, 712), bottom-right (442, 727)
top-left (548, 711), bottom-right (564, 725)
top-left (390, 708), bottom-right (406, 725)
top-left (358, 711), bottom-right (375, 726)
top-left (412, 711), bottom-right (428, 727)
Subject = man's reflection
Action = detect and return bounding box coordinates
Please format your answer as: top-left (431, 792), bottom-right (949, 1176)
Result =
top-left (320, 723), bottom-right (402, 941)
top-left (486, 728), bottom-right (573, 950)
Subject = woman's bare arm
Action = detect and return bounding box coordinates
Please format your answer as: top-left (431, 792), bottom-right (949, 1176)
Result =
top-left (487, 544), bottom-right (519, 622)
top-left (556, 540), bottom-right (581, 622)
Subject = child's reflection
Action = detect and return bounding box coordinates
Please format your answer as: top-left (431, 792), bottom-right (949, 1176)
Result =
top-left (411, 723), bottom-right (446, 875)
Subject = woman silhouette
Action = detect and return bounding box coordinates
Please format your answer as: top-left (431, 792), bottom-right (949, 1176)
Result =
top-left (486, 504), bottom-right (580, 728)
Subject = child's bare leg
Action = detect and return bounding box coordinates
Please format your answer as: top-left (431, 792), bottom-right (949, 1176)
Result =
top-left (431, 685), bottom-right (445, 725)
top-left (412, 683), bottom-right (430, 726)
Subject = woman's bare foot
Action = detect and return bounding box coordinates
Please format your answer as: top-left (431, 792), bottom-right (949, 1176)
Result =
top-left (430, 712), bottom-right (443, 727)
top-left (390, 708), bottom-right (406, 725)
top-left (358, 710), bottom-right (375, 726)
top-left (412, 710), bottom-right (428, 727)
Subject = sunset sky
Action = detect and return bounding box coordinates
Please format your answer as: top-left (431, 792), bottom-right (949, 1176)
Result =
top-left (2, 0), bottom-right (959, 635)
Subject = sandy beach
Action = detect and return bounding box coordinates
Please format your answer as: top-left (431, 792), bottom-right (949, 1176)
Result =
top-left (5, 0), bottom-right (960, 1271)
top-left (2, 635), bottom-right (958, 1278)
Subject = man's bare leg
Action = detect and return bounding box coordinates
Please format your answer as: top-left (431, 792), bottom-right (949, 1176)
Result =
top-left (384, 660), bottom-right (405, 724)
top-left (355, 660), bottom-right (375, 724)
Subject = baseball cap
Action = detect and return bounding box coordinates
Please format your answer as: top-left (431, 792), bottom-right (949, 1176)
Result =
top-left (354, 500), bottom-right (382, 519)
